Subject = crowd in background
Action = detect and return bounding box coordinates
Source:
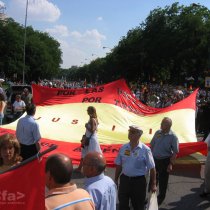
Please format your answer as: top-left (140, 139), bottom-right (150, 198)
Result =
top-left (4, 78), bottom-right (210, 136)
top-left (6, 78), bottom-right (210, 105)
top-left (33, 79), bottom-right (210, 109)
top-left (35, 79), bottom-right (210, 137)
top-left (1, 78), bottom-right (210, 209)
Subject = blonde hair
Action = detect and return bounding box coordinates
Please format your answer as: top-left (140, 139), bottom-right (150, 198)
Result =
top-left (0, 133), bottom-right (22, 166)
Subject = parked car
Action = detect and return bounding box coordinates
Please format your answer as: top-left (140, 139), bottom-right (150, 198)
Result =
top-left (4, 85), bottom-right (32, 123)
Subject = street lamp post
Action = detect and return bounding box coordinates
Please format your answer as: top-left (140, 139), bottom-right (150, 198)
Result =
top-left (23, 0), bottom-right (29, 84)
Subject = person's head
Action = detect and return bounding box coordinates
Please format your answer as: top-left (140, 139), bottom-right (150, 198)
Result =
top-left (45, 153), bottom-right (73, 189)
top-left (128, 125), bottom-right (143, 143)
top-left (0, 93), bottom-right (5, 101)
top-left (23, 88), bottom-right (29, 95)
top-left (15, 95), bottom-right (21, 101)
top-left (161, 117), bottom-right (172, 133)
top-left (0, 133), bottom-right (22, 166)
top-left (26, 104), bottom-right (36, 116)
top-left (83, 152), bottom-right (106, 178)
top-left (87, 106), bottom-right (97, 118)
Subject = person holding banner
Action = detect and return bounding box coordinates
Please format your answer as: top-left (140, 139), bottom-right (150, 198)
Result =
top-left (200, 132), bottom-right (210, 197)
top-left (76, 106), bottom-right (102, 172)
top-left (45, 153), bottom-right (95, 210)
top-left (150, 117), bottom-right (179, 205)
top-left (0, 133), bottom-right (22, 173)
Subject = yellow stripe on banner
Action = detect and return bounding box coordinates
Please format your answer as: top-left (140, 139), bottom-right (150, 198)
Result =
top-left (2, 103), bottom-right (196, 144)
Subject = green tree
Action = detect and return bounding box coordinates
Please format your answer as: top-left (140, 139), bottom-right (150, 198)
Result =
top-left (0, 18), bottom-right (62, 83)
top-left (68, 3), bottom-right (210, 85)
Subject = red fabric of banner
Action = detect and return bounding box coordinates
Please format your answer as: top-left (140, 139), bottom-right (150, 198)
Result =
top-left (0, 159), bottom-right (45, 210)
top-left (39, 138), bottom-right (207, 167)
top-left (0, 130), bottom-right (207, 167)
top-left (33, 79), bottom-right (198, 115)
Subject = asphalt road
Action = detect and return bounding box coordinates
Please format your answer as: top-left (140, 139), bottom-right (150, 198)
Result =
top-left (72, 154), bottom-right (210, 210)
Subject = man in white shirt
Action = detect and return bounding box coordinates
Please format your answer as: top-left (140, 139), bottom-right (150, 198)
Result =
top-left (13, 94), bottom-right (26, 117)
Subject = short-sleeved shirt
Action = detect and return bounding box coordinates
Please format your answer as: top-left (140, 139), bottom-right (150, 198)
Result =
top-left (115, 142), bottom-right (155, 177)
top-left (13, 100), bottom-right (26, 112)
top-left (45, 184), bottom-right (95, 210)
top-left (16, 115), bottom-right (41, 145)
top-left (150, 130), bottom-right (179, 159)
top-left (85, 173), bottom-right (117, 210)
top-left (21, 93), bottom-right (32, 105)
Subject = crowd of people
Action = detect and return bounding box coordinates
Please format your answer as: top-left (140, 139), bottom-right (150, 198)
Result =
top-left (32, 78), bottom-right (210, 139)
top-left (0, 102), bottom-right (209, 210)
top-left (0, 79), bottom-right (210, 209)
top-left (5, 78), bottom-right (210, 108)
top-left (32, 79), bottom-right (210, 108)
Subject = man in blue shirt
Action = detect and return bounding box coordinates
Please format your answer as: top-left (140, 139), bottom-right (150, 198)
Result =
top-left (16, 104), bottom-right (41, 160)
top-left (115, 125), bottom-right (157, 210)
top-left (150, 117), bottom-right (179, 205)
top-left (83, 152), bottom-right (117, 210)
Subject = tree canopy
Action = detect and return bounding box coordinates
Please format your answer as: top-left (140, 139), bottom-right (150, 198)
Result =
top-left (0, 18), bottom-right (62, 83)
top-left (2, 3), bottom-right (210, 86)
top-left (65, 3), bottom-right (210, 86)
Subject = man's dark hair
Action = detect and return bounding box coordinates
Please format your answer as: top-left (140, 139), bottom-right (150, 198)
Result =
top-left (45, 153), bottom-right (73, 184)
top-left (26, 104), bottom-right (36, 115)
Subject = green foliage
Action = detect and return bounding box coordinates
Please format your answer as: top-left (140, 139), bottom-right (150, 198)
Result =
top-left (2, 3), bottom-right (210, 86)
top-left (67, 3), bottom-right (210, 85)
top-left (0, 18), bottom-right (62, 83)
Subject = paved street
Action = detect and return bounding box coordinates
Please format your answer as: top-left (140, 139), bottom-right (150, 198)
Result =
top-left (72, 154), bottom-right (210, 210)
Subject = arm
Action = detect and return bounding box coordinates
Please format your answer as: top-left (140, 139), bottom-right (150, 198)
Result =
top-left (85, 118), bottom-right (97, 133)
top-left (149, 168), bottom-right (157, 193)
top-left (150, 131), bottom-right (158, 151)
top-left (33, 123), bottom-right (41, 151)
top-left (36, 142), bottom-right (41, 152)
top-left (90, 118), bottom-right (97, 133)
top-left (170, 153), bottom-right (177, 165)
top-left (168, 135), bottom-right (179, 172)
top-left (114, 164), bottom-right (122, 188)
top-left (167, 152), bottom-right (177, 172)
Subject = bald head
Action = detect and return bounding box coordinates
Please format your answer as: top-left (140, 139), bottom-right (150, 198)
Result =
top-left (161, 117), bottom-right (172, 133)
top-left (45, 153), bottom-right (73, 184)
top-left (84, 152), bottom-right (106, 174)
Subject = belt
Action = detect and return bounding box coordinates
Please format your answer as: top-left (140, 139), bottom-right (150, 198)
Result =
top-left (121, 173), bottom-right (144, 180)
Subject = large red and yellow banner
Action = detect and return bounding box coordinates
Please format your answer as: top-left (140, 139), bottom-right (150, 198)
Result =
top-left (0, 79), bottom-right (207, 166)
